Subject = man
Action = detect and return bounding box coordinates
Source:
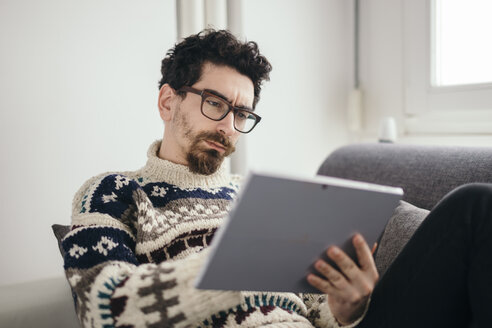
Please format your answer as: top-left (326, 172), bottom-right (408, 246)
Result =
top-left (62, 29), bottom-right (365, 328)
top-left (62, 29), bottom-right (492, 328)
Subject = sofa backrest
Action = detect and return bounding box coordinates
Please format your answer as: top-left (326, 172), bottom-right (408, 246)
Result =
top-left (317, 143), bottom-right (492, 210)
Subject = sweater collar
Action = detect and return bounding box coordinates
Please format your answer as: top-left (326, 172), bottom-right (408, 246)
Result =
top-left (139, 140), bottom-right (232, 188)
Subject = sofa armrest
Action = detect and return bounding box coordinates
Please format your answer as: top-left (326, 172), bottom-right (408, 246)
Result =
top-left (0, 276), bottom-right (80, 328)
top-left (318, 143), bottom-right (492, 210)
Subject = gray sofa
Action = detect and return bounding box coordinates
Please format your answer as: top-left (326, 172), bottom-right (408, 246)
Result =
top-left (318, 143), bottom-right (492, 211)
top-left (317, 142), bottom-right (492, 276)
top-left (2, 143), bottom-right (491, 327)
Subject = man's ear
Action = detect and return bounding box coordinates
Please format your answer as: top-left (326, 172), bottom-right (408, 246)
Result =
top-left (158, 84), bottom-right (176, 122)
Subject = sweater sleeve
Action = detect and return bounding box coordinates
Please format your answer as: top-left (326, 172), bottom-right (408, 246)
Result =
top-left (62, 174), bottom-right (241, 328)
top-left (303, 294), bottom-right (368, 328)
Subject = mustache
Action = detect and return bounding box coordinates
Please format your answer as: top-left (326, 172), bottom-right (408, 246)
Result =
top-left (195, 131), bottom-right (233, 152)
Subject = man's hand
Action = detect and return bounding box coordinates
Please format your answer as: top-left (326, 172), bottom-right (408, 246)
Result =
top-left (306, 234), bottom-right (379, 326)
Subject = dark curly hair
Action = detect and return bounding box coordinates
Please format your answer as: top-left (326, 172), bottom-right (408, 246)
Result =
top-left (158, 29), bottom-right (272, 108)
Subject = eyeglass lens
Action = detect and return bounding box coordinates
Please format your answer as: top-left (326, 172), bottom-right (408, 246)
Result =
top-left (202, 94), bottom-right (257, 133)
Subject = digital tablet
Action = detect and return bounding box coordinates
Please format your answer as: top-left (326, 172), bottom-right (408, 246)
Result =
top-left (195, 171), bottom-right (403, 294)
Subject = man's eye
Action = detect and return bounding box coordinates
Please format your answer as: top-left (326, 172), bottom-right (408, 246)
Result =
top-left (206, 99), bottom-right (222, 107)
top-left (236, 111), bottom-right (248, 120)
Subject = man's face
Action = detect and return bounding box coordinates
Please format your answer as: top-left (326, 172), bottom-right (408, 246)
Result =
top-left (160, 62), bottom-right (255, 175)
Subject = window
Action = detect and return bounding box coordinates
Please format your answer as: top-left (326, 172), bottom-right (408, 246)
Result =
top-left (433, 0), bottom-right (492, 86)
top-left (404, 0), bottom-right (492, 134)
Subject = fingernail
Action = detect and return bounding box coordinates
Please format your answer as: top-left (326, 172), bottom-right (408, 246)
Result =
top-left (331, 247), bottom-right (340, 255)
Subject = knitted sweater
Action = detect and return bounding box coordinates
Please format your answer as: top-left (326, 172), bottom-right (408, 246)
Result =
top-left (62, 140), bottom-right (362, 328)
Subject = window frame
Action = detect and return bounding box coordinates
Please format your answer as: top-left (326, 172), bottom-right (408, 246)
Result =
top-left (403, 0), bottom-right (492, 135)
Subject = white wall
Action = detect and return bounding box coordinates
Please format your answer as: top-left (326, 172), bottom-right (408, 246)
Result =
top-left (358, 0), bottom-right (492, 146)
top-left (242, 0), bottom-right (351, 176)
top-left (0, 0), bottom-right (176, 285)
top-left (0, 0), bottom-right (351, 285)
top-left (358, 0), bottom-right (404, 138)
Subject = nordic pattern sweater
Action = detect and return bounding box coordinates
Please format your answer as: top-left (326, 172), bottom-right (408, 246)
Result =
top-left (62, 140), bottom-right (361, 328)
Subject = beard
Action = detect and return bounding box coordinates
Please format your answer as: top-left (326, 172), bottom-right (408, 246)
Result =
top-left (186, 131), bottom-right (236, 175)
top-left (172, 102), bottom-right (236, 175)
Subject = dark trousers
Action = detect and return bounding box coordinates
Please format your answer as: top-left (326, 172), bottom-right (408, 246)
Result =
top-left (357, 183), bottom-right (492, 328)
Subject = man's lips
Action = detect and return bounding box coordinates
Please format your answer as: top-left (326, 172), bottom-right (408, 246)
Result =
top-left (204, 140), bottom-right (226, 154)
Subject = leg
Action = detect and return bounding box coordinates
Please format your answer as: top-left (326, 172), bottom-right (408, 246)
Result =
top-left (357, 183), bottom-right (492, 328)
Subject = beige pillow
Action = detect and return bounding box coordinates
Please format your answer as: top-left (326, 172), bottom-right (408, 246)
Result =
top-left (374, 201), bottom-right (429, 276)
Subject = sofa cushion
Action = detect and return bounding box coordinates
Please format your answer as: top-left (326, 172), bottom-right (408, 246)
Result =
top-left (52, 224), bottom-right (70, 258)
top-left (375, 200), bottom-right (429, 276)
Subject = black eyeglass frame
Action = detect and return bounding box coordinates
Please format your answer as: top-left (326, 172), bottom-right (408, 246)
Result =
top-left (178, 86), bottom-right (261, 134)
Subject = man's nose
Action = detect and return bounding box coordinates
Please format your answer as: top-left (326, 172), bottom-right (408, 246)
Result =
top-left (217, 111), bottom-right (235, 136)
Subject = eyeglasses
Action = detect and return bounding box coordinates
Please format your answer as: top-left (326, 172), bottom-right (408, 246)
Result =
top-left (178, 86), bottom-right (261, 134)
